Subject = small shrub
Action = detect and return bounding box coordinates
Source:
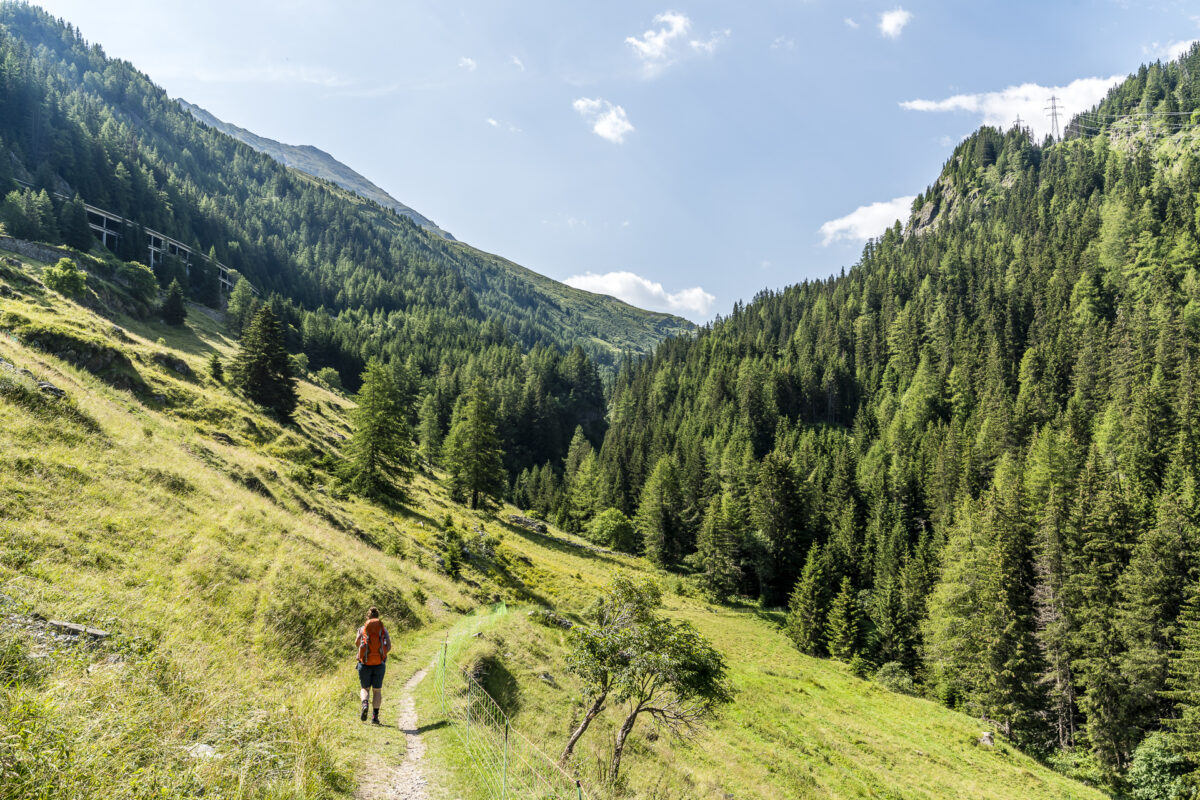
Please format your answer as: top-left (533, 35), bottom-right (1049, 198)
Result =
top-left (588, 507), bottom-right (636, 551)
top-left (874, 662), bottom-right (918, 696)
top-left (315, 366), bottom-right (341, 391)
top-left (117, 261), bottom-right (157, 304)
top-left (1127, 732), bottom-right (1188, 800)
top-left (42, 257), bottom-right (86, 297)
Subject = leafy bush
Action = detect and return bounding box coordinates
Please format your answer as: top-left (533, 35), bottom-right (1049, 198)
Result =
top-left (588, 507), bottom-right (636, 551)
top-left (116, 261), bottom-right (157, 303)
top-left (874, 662), bottom-right (918, 696)
top-left (315, 366), bottom-right (341, 391)
top-left (42, 257), bottom-right (85, 297)
top-left (1127, 732), bottom-right (1188, 800)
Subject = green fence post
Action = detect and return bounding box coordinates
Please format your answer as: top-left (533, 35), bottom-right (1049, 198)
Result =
top-left (576, 779), bottom-right (582, 800)
top-left (502, 720), bottom-right (509, 799)
top-left (465, 681), bottom-right (470, 752)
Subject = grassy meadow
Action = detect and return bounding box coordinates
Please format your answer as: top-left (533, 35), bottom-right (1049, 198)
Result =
top-left (0, 245), bottom-right (1106, 799)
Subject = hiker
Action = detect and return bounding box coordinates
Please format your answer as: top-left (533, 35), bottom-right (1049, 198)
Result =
top-left (355, 606), bottom-right (391, 724)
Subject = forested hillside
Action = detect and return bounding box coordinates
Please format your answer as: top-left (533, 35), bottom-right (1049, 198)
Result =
top-left (528, 46), bottom-right (1200, 791)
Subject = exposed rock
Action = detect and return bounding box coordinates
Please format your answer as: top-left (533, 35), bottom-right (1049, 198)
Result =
top-left (47, 619), bottom-right (109, 640)
top-left (185, 743), bottom-right (219, 759)
top-left (153, 352), bottom-right (194, 379)
top-left (508, 514), bottom-right (548, 534)
top-left (979, 731), bottom-right (994, 747)
top-left (538, 671), bottom-right (558, 687)
top-left (36, 380), bottom-right (65, 398)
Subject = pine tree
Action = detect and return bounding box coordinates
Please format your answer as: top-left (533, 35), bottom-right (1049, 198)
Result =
top-left (418, 393), bottom-right (442, 466)
top-left (825, 576), bottom-right (859, 662)
top-left (694, 494), bottom-right (741, 601)
top-left (346, 359), bottom-right (414, 500)
top-left (786, 543), bottom-right (829, 655)
top-left (443, 378), bottom-right (506, 509)
top-left (59, 194), bottom-right (93, 251)
top-left (161, 278), bottom-right (186, 325)
top-left (225, 276), bottom-right (259, 336)
top-left (208, 352), bottom-right (224, 383)
top-left (1164, 582), bottom-right (1200, 787)
top-left (231, 305), bottom-right (297, 420)
top-left (635, 455), bottom-right (684, 567)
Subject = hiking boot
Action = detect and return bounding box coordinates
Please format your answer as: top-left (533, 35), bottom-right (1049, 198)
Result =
top-left (360, 701), bottom-right (369, 722)
top-left (371, 711), bottom-right (381, 725)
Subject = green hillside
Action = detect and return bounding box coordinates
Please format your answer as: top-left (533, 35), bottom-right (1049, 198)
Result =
top-left (0, 243), bottom-right (1103, 799)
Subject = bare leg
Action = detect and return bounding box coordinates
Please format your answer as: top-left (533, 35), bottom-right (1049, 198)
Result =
top-left (360, 687), bottom-right (369, 704)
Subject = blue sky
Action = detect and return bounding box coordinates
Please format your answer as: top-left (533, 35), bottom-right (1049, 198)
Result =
top-left (27, 1), bottom-right (1200, 321)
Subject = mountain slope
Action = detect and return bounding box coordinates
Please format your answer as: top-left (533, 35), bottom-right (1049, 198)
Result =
top-left (0, 241), bottom-right (1104, 800)
top-left (177, 99), bottom-right (454, 240)
top-left (562, 48), bottom-right (1200, 793)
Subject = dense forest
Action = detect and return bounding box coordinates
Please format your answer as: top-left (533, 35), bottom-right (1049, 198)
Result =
top-left (0, 3), bottom-right (688, 478)
top-left (518, 48), bottom-right (1200, 789)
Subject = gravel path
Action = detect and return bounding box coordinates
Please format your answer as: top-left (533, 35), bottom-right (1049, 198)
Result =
top-left (355, 668), bottom-right (434, 800)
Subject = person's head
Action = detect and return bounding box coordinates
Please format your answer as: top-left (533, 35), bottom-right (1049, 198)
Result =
top-left (367, 606), bottom-right (380, 620)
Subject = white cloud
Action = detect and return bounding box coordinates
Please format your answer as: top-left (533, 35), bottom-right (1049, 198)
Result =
top-left (879, 8), bottom-right (912, 39)
top-left (564, 271), bottom-right (715, 318)
top-left (819, 196), bottom-right (916, 245)
top-left (626, 11), bottom-right (691, 68)
top-left (486, 118), bottom-right (499, 127)
top-left (690, 29), bottom-right (731, 54)
top-left (771, 35), bottom-right (796, 50)
top-left (900, 75), bottom-right (1124, 140)
top-left (573, 97), bottom-right (634, 143)
top-left (458, 57), bottom-right (477, 71)
top-left (1146, 40), bottom-right (1198, 62)
top-left (510, 55), bottom-right (525, 70)
top-left (844, 17), bottom-right (859, 29)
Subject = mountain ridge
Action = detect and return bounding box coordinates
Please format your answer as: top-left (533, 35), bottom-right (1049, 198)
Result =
top-left (177, 98), bottom-right (454, 240)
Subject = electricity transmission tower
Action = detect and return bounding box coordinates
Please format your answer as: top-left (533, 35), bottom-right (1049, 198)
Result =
top-left (1045, 96), bottom-right (1062, 141)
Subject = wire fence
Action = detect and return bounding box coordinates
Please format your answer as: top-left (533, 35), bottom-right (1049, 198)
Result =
top-left (435, 643), bottom-right (588, 800)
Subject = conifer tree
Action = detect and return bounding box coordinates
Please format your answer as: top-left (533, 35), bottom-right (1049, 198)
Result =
top-left (693, 494), bottom-right (741, 601)
top-left (1164, 583), bottom-right (1200, 786)
top-left (825, 576), bottom-right (859, 661)
top-left (418, 393), bottom-right (442, 466)
top-left (225, 276), bottom-right (259, 336)
top-left (161, 278), bottom-right (186, 325)
top-left (59, 194), bottom-right (93, 251)
top-left (208, 352), bottom-right (223, 383)
top-left (231, 305), bottom-right (297, 420)
top-left (635, 455), bottom-right (685, 567)
top-left (443, 378), bottom-right (506, 509)
top-left (786, 543), bottom-right (829, 655)
top-left (346, 359), bottom-right (414, 500)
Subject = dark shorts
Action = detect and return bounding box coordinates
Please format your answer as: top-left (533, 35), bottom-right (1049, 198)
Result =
top-left (357, 661), bottom-right (386, 689)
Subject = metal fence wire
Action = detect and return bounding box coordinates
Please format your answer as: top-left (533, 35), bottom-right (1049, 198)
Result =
top-left (436, 643), bottom-right (587, 800)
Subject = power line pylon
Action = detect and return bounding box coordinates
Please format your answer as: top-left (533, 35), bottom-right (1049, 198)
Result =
top-left (1044, 96), bottom-right (1062, 141)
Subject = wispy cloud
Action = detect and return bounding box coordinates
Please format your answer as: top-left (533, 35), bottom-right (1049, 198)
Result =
top-left (770, 35), bottom-right (796, 50)
top-left (458, 56), bottom-right (477, 71)
top-left (1145, 40), bottom-right (1198, 62)
top-left (486, 118), bottom-right (499, 127)
top-left (573, 98), bottom-right (634, 143)
top-left (625, 12), bottom-right (727, 74)
top-left (819, 196), bottom-right (915, 245)
top-left (626, 11), bottom-right (691, 70)
top-left (844, 17), bottom-right (860, 29)
top-left (879, 8), bottom-right (912, 39)
top-left (565, 270), bottom-right (715, 318)
top-left (510, 55), bottom-right (525, 70)
top-left (690, 29), bottom-right (731, 54)
top-left (901, 75), bottom-right (1124, 140)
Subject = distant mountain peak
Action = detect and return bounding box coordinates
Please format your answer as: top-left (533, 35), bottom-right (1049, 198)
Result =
top-left (177, 99), bottom-right (454, 240)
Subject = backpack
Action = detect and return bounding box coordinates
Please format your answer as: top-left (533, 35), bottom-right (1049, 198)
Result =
top-left (357, 618), bottom-right (390, 665)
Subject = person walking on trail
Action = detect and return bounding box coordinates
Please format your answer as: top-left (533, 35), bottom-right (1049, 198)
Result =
top-left (356, 606), bottom-right (391, 724)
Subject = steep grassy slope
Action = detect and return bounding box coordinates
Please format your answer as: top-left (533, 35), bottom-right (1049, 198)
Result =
top-left (0, 245), bottom-right (1104, 799)
top-left (178, 99), bottom-right (454, 240)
